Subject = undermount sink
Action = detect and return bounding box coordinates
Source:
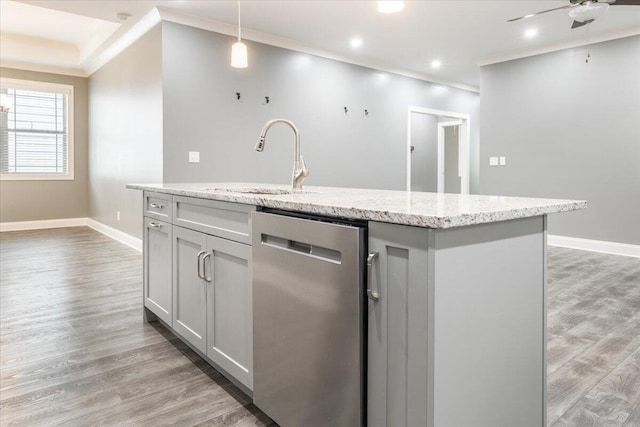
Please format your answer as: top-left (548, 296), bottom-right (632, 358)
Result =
top-left (204, 187), bottom-right (314, 195)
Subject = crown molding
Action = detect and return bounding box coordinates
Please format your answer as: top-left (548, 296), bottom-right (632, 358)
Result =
top-left (156, 7), bottom-right (480, 93)
top-left (477, 27), bottom-right (640, 67)
top-left (84, 8), bottom-right (161, 76)
top-left (0, 60), bottom-right (87, 77)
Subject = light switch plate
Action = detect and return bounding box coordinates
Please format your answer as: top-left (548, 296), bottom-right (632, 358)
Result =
top-left (499, 156), bottom-right (506, 166)
top-left (489, 157), bottom-right (499, 166)
top-left (189, 152), bottom-right (200, 163)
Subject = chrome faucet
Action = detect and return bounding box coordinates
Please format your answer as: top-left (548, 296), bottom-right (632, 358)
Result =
top-left (255, 119), bottom-right (309, 191)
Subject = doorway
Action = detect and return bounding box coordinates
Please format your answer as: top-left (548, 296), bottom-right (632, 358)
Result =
top-left (407, 106), bottom-right (470, 193)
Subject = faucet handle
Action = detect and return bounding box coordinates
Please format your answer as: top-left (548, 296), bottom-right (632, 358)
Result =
top-left (293, 156), bottom-right (309, 190)
top-left (299, 156), bottom-right (309, 178)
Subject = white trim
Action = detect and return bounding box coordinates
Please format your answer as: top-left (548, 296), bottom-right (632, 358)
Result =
top-left (477, 28), bottom-right (640, 67)
top-left (0, 60), bottom-right (87, 78)
top-left (548, 235), bottom-right (640, 258)
top-left (0, 217), bottom-right (87, 232)
top-left (407, 106), bottom-right (471, 194)
top-left (0, 78), bottom-right (75, 181)
top-left (155, 7), bottom-right (480, 93)
top-left (85, 8), bottom-right (161, 76)
top-left (86, 218), bottom-right (142, 252)
top-left (0, 217), bottom-right (142, 253)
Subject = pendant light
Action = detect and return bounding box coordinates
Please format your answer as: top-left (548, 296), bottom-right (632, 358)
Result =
top-left (231, 1), bottom-right (248, 68)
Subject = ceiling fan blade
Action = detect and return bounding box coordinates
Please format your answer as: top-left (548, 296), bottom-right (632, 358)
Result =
top-left (508, 4), bottom-right (577, 22)
top-left (571, 19), bottom-right (592, 28)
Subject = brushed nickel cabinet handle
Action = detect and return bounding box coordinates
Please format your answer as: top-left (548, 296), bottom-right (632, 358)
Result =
top-left (148, 222), bottom-right (162, 228)
top-left (366, 252), bottom-right (380, 301)
top-left (202, 252), bottom-right (212, 283)
top-left (196, 250), bottom-right (206, 280)
top-left (149, 203), bottom-right (164, 209)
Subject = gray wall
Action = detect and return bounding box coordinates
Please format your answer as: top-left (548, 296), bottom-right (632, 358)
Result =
top-left (161, 22), bottom-right (479, 192)
top-left (88, 26), bottom-right (163, 238)
top-left (0, 68), bottom-right (88, 222)
top-left (480, 35), bottom-right (640, 245)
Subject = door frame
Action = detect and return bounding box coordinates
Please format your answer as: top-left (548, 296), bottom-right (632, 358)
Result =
top-left (406, 106), bottom-right (471, 194)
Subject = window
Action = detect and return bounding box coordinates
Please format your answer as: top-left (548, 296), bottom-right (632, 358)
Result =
top-left (0, 78), bottom-right (74, 180)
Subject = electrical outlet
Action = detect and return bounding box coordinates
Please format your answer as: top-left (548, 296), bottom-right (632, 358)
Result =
top-left (117, 211), bottom-right (120, 221)
top-left (499, 156), bottom-right (506, 166)
top-left (189, 152), bottom-right (200, 163)
top-left (489, 157), bottom-right (499, 166)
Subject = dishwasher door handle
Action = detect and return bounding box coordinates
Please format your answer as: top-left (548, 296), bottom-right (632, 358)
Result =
top-left (366, 252), bottom-right (379, 301)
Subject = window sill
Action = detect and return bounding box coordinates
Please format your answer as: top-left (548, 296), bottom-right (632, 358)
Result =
top-left (0, 173), bottom-right (75, 181)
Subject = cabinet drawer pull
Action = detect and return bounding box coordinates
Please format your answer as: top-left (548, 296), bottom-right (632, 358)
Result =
top-left (196, 250), bottom-right (206, 280)
top-left (202, 252), bottom-right (212, 283)
top-left (366, 252), bottom-right (380, 301)
top-left (149, 203), bottom-right (164, 209)
top-left (149, 222), bottom-right (162, 228)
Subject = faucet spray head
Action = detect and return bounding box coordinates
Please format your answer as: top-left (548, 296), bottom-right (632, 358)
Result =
top-left (255, 136), bottom-right (265, 152)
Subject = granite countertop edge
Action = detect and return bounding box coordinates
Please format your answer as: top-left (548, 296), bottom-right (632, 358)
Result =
top-left (126, 183), bottom-right (586, 229)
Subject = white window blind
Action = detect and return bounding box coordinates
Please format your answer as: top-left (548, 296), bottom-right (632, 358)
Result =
top-left (0, 78), bottom-right (74, 180)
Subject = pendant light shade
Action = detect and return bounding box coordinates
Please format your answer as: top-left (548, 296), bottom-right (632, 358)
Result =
top-left (231, 41), bottom-right (248, 68)
top-left (231, 1), bottom-right (248, 68)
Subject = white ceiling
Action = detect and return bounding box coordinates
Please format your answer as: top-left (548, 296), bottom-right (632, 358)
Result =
top-left (2, 0), bottom-right (639, 90)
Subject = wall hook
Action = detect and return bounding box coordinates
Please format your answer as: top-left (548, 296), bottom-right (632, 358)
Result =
top-left (236, 92), bottom-right (241, 101)
top-left (344, 106), bottom-right (348, 115)
top-left (364, 109), bottom-right (369, 117)
top-left (265, 96), bottom-right (270, 104)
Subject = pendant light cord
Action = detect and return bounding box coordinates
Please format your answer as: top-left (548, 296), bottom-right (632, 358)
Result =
top-left (237, 1), bottom-right (242, 42)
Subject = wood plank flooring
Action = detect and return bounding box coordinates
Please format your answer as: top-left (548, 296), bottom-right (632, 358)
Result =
top-left (547, 246), bottom-right (640, 426)
top-left (1, 227), bottom-right (639, 426)
top-left (0, 227), bottom-right (274, 426)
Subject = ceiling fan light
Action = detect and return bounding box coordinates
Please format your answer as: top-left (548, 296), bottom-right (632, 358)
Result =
top-left (231, 41), bottom-right (248, 68)
top-left (569, 3), bottom-right (609, 23)
top-left (378, 1), bottom-right (404, 13)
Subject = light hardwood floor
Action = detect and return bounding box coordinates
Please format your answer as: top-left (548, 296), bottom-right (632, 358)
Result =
top-left (1, 227), bottom-right (639, 426)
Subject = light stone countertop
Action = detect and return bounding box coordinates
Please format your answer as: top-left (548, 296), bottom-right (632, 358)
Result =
top-left (126, 182), bottom-right (586, 229)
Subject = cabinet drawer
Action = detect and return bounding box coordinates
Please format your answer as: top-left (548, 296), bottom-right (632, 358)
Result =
top-left (144, 191), bottom-right (172, 221)
top-left (173, 196), bottom-right (256, 244)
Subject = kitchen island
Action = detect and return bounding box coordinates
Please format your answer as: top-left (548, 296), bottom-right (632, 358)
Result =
top-left (127, 182), bottom-right (585, 427)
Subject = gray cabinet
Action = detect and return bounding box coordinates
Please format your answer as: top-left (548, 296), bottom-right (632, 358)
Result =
top-left (367, 218), bottom-right (546, 427)
top-left (171, 226), bottom-right (253, 389)
top-left (143, 217), bottom-right (173, 324)
top-left (172, 226), bottom-right (208, 354)
top-left (143, 191), bottom-right (255, 392)
top-left (367, 222), bottom-right (430, 427)
top-left (206, 235), bottom-right (252, 389)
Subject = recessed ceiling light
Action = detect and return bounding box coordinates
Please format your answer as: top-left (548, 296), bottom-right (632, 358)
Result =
top-left (431, 59), bottom-right (442, 69)
top-left (378, 1), bottom-right (404, 13)
top-left (351, 38), bottom-right (363, 48)
top-left (524, 28), bottom-right (538, 39)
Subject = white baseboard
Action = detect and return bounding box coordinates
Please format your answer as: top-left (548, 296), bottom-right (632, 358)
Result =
top-left (1, 217), bottom-right (142, 253)
top-left (548, 235), bottom-right (640, 258)
top-left (86, 218), bottom-right (142, 252)
top-left (0, 217), bottom-right (87, 232)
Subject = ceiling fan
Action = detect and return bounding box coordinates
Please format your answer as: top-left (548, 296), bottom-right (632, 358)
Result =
top-left (508, 0), bottom-right (640, 29)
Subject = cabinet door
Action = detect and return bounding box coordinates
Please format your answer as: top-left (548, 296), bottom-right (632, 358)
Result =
top-left (143, 217), bottom-right (172, 324)
top-left (368, 222), bottom-right (430, 427)
top-left (172, 226), bottom-right (207, 354)
top-left (205, 235), bottom-right (252, 390)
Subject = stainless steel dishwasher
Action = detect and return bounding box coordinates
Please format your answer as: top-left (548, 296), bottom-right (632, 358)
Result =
top-left (252, 210), bottom-right (366, 427)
